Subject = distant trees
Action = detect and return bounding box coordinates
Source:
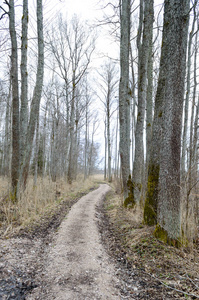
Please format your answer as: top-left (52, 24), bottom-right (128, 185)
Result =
top-left (47, 15), bottom-right (96, 183)
top-left (0, 0), bottom-right (198, 245)
top-left (98, 60), bottom-right (118, 182)
top-left (0, 2), bottom-right (99, 199)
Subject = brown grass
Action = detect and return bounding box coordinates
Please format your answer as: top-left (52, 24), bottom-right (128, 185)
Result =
top-left (0, 174), bottom-right (104, 237)
top-left (104, 184), bottom-right (199, 299)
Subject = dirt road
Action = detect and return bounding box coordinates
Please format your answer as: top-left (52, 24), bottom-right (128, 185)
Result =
top-left (27, 184), bottom-right (121, 299)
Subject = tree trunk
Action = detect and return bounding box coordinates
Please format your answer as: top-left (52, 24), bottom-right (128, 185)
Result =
top-left (119, 0), bottom-right (131, 201)
top-left (18, 0), bottom-right (44, 193)
top-left (155, 0), bottom-right (189, 244)
top-left (20, 0), bottom-right (29, 163)
top-left (67, 73), bottom-right (75, 183)
top-left (133, 0), bottom-right (154, 204)
top-left (104, 118), bottom-right (107, 180)
top-left (9, 0), bottom-right (20, 196)
top-left (181, 5), bottom-right (197, 178)
top-left (33, 115), bottom-right (40, 186)
top-left (107, 89), bottom-right (112, 182)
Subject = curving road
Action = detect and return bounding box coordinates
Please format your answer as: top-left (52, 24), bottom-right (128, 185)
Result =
top-left (27, 184), bottom-right (121, 299)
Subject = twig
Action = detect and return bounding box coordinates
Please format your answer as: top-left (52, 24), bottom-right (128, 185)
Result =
top-left (144, 271), bottom-right (199, 299)
top-left (186, 274), bottom-right (199, 290)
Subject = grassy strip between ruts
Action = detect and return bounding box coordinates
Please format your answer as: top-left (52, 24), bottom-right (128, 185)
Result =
top-left (104, 185), bottom-right (199, 299)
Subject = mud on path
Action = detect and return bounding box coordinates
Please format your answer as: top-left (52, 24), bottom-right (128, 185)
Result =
top-left (26, 184), bottom-right (122, 299)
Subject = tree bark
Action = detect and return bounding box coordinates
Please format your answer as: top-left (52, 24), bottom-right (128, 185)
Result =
top-left (155, 0), bottom-right (189, 244)
top-left (119, 0), bottom-right (131, 201)
top-left (9, 0), bottom-right (20, 195)
top-left (18, 0), bottom-right (44, 192)
top-left (20, 0), bottom-right (29, 163)
top-left (133, 0), bottom-right (154, 204)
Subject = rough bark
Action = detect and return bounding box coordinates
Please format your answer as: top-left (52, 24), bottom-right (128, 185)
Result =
top-left (132, 0), bottom-right (154, 204)
top-left (145, 5), bottom-right (154, 173)
top-left (155, 0), bottom-right (189, 244)
top-left (181, 5), bottom-right (197, 178)
top-left (9, 0), bottom-right (20, 195)
top-left (119, 0), bottom-right (131, 201)
top-left (18, 0), bottom-right (44, 192)
top-left (20, 0), bottom-right (29, 163)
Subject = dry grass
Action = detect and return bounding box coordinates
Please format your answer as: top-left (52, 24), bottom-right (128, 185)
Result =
top-left (104, 185), bottom-right (199, 299)
top-left (0, 174), bottom-right (103, 237)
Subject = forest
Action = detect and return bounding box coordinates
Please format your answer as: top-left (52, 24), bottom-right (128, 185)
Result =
top-left (0, 0), bottom-right (198, 242)
top-left (0, 0), bottom-right (199, 297)
top-left (0, 0), bottom-right (199, 299)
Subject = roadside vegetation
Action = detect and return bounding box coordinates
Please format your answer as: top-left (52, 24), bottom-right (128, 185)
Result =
top-left (0, 175), bottom-right (102, 238)
top-left (104, 180), bottom-right (199, 299)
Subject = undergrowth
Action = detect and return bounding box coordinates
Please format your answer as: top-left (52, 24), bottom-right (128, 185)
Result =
top-left (0, 174), bottom-right (103, 237)
top-left (104, 180), bottom-right (199, 299)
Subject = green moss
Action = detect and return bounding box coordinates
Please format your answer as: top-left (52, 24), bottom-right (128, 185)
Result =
top-left (158, 111), bottom-right (162, 118)
top-left (124, 175), bottom-right (136, 208)
top-left (154, 224), bottom-right (182, 248)
top-left (144, 164), bottom-right (159, 225)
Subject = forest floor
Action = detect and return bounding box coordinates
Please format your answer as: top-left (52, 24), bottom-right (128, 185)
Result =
top-left (0, 179), bottom-right (199, 299)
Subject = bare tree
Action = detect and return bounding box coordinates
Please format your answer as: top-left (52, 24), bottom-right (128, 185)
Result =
top-left (8, 0), bottom-right (20, 196)
top-left (155, 0), bottom-right (189, 244)
top-left (132, 0), bottom-right (154, 204)
top-left (98, 60), bottom-right (118, 182)
top-left (119, 0), bottom-right (131, 201)
top-left (18, 0), bottom-right (44, 192)
top-left (20, 0), bottom-right (28, 163)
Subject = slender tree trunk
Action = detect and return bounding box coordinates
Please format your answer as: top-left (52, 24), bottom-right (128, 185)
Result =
top-left (189, 30), bottom-right (198, 189)
top-left (67, 73), bottom-right (75, 183)
top-left (133, 0), bottom-right (154, 204)
top-left (119, 0), bottom-right (131, 201)
top-left (104, 118), bottom-right (107, 180)
top-left (130, 44), bottom-right (136, 170)
top-left (9, 0), bottom-right (20, 196)
top-left (18, 0), bottom-right (44, 192)
top-left (146, 6), bottom-right (154, 173)
top-left (155, 0), bottom-right (189, 244)
top-left (181, 6), bottom-right (197, 178)
top-left (20, 0), bottom-right (29, 163)
top-left (3, 82), bottom-right (11, 177)
top-left (84, 100), bottom-right (88, 180)
top-left (107, 91), bottom-right (112, 182)
top-left (33, 115), bottom-right (40, 186)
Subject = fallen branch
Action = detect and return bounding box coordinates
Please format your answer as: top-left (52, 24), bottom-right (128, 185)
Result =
top-left (186, 274), bottom-right (199, 290)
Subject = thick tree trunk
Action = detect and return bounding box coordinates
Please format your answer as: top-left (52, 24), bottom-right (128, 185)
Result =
top-left (9, 0), bottom-right (20, 195)
top-left (155, 0), bottom-right (189, 244)
top-left (119, 0), bottom-right (131, 201)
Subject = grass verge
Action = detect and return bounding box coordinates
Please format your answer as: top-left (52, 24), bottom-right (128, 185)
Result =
top-left (0, 174), bottom-right (104, 238)
top-left (104, 185), bottom-right (199, 299)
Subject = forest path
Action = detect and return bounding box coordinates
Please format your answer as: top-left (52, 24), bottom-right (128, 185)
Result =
top-left (27, 184), bottom-right (121, 299)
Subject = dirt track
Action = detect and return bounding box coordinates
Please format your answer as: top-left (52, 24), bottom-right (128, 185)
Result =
top-left (27, 184), bottom-right (121, 299)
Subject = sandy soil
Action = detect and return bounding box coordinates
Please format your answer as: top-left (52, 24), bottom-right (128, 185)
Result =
top-left (27, 184), bottom-right (121, 299)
